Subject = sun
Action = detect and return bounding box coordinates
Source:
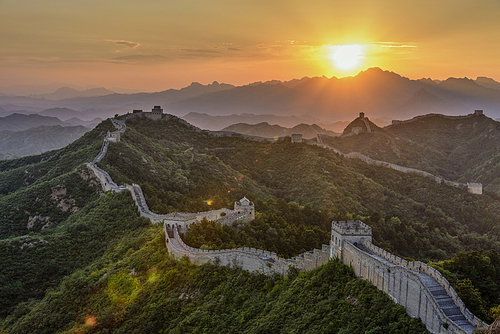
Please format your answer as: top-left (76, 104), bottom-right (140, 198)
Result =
top-left (329, 44), bottom-right (365, 71)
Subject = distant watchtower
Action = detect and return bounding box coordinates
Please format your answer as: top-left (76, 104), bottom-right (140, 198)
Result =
top-left (359, 112), bottom-right (365, 119)
top-left (234, 197), bottom-right (255, 222)
top-left (291, 134), bottom-right (303, 143)
top-left (330, 220), bottom-right (372, 259)
top-left (474, 110), bottom-right (484, 116)
top-left (151, 106), bottom-right (163, 120)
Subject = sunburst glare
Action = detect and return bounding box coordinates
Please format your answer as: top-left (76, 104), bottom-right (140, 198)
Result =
top-left (328, 44), bottom-right (365, 71)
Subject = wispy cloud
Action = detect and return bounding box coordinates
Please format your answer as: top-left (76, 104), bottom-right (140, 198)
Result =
top-left (367, 42), bottom-right (419, 59)
top-left (105, 39), bottom-right (140, 49)
top-left (372, 42), bottom-right (417, 49)
top-left (112, 54), bottom-right (169, 64)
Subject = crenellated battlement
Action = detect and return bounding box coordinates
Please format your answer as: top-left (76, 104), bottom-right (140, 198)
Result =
top-left (332, 220), bottom-right (372, 236)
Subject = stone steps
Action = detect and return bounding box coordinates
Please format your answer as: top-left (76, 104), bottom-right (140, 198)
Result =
top-left (354, 241), bottom-right (476, 333)
top-left (418, 272), bottom-right (474, 333)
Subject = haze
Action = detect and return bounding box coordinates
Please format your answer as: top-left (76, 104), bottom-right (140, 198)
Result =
top-left (1, 0), bottom-right (500, 92)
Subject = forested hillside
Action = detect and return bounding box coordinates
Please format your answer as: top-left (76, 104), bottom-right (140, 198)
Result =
top-left (1, 113), bottom-right (500, 332)
top-left (323, 113), bottom-right (500, 193)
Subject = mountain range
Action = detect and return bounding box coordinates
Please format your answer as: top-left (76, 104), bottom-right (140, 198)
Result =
top-left (1, 68), bottom-right (500, 122)
top-left (0, 113), bottom-right (99, 159)
top-left (0, 125), bottom-right (89, 157)
top-left (31, 86), bottom-right (115, 100)
top-left (221, 122), bottom-right (338, 138)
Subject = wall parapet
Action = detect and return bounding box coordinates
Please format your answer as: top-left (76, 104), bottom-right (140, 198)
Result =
top-left (164, 224), bottom-right (329, 276)
top-left (343, 241), bottom-right (469, 333)
top-left (332, 220), bottom-right (372, 235)
top-left (359, 240), bottom-right (488, 331)
top-left (306, 138), bottom-right (481, 194)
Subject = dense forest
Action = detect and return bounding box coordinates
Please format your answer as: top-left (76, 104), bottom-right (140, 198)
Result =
top-left (1, 113), bottom-right (500, 332)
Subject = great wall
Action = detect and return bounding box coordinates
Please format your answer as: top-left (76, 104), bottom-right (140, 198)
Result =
top-left (314, 112), bottom-right (483, 195)
top-left (85, 109), bottom-right (487, 333)
top-left (311, 138), bottom-right (482, 194)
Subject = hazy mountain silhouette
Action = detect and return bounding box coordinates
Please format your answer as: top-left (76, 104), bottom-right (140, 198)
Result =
top-left (34, 87), bottom-right (115, 100)
top-left (392, 89), bottom-right (450, 117)
top-left (54, 81), bottom-right (235, 110)
top-left (169, 68), bottom-right (500, 119)
top-left (0, 113), bottom-right (64, 131)
top-left (475, 77), bottom-right (500, 90)
top-left (0, 125), bottom-right (89, 157)
top-left (1, 68), bottom-right (499, 120)
top-left (181, 112), bottom-right (321, 130)
top-left (39, 108), bottom-right (88, 121)
top-left (221, 122), bottom-right (337, 138)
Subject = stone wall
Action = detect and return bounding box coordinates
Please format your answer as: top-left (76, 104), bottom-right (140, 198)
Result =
top-left (338, 239), bottom-right (487, 333)
top-left (164, 224), bottom-right (330, 276)
top-left (307, 141), bottom-right (482, 194)
top-left (360, 241), bottom-right (487, 330)
top-left (342, 242), bottom-right (455, 333)
top-left (86, 117), bottom-right (328, 277)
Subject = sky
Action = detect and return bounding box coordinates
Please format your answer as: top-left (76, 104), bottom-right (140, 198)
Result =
top-left (1, 0), bottom-right (500, 92)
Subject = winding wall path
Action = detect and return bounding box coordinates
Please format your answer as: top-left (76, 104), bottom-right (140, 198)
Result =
top-left (310, 137), bottom-right (482, 194)
top-left (85, 116), bottom-right (487, 332)
top-left (86, 117), bottom-right (330, 275)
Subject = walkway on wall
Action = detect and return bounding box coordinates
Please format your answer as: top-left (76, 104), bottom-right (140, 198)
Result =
top-left (418, 273), bottom-right (474, 333)
top-left (355, 242), bottom-right (476, 333)
top-left (307, 139), bottom-right (482, 194)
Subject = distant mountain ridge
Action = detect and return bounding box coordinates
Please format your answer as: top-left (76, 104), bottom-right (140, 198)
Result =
top-left (221, 122), bottom-right (338, 139)
top-left (32, 86), bottom-right (115, 100)
top-left (0, 113), bottom-right (98, 159)
top-left (1, 68), bottom-right (500, 121)
top-left (0, 113), bottom-right (100, 130)
top-left (169, 68), bottom-right (500, 119)
top-left (0, 113), bottom-right (64, 131)
top-left (0, 125), bottom-right (89, 157)
top-left (182, 112), bottom-right (390, 131)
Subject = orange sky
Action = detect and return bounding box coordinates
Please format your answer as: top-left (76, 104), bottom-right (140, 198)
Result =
top-left (1, 0), bottom-right (500, 92)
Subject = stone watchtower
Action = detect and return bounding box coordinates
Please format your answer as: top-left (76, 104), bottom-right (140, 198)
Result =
top-left (291, 134), bottom-right (303, 143)
top-left (151, 106), bottom-right (163, 120)
top-left (234, 197), bottom-right (255, 222)
top-left (330, 220), bottom-right (372, 259)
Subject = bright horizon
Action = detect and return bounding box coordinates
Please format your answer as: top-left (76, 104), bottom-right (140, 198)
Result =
top-left (1, 0), bottom-right (500, 92)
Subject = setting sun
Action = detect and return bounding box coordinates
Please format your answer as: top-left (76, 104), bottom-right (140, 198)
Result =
top-left (329, 45), bottom-right (365, 71)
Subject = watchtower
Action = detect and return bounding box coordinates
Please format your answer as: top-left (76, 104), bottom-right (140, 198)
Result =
top-left (151, 106), bottom-right (163, 120)
top-left (330, 220), bottom-right (372, 259)
top-left (291, 134), bottom-right (303, 143)
top-left (234, 197), bottom-right (255, 222)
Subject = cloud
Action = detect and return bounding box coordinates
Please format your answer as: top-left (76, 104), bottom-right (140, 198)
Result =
top-left (227, 47), bottom-right (243, 51)
top-left (367, 42), bottom-right (419, 59)
top-left (372, 42), bottom-right (417, 48)
top-left (112, 54), bottom-right (169, 64)
top-left (105, 39), bottom-right (140, 49)
top-left (174, 48), bottom-right (222, 60)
